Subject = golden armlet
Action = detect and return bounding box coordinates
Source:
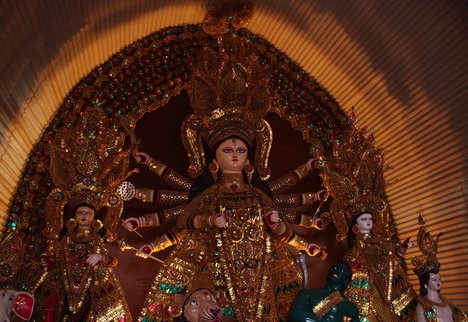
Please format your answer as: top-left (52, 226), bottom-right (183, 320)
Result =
top-left (135, 187), bottom-right (154, 203)
top-left (294, 163), bottom-right (310, 180)
top-left (274, 194), bottom-right (301, 208)
top-left (301, 192), bottom-right (316, 205)
top-left (298, 215), bottom-right (314, 228)
top-left (287, 234), bottom-right (308, 250)
top-left (312, 291), bottom-right (344, 317)
top-left (268, 173), bottom-right (299, 194)
top-left (142, 212), bottom-right (161, 227)
top-left (156, 190), bottom-right (189, 206)
top-left (151, 235), bottom-right (172, 253)
top-left (162, 169), bottom-right (193, 191)
top-left (147, 158), bottom-right (167, 176)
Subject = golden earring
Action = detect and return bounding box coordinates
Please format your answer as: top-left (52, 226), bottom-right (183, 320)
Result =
top-left (66, 218), bottom-right (77, 229)
top-left (244, 163), bottom-right (254, 184)
top-left (209, 160), bottom-right (219, 182)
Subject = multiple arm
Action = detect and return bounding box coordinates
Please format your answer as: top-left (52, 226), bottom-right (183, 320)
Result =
top-left (124, 153), bottom-right (328, 259)
top-left (268, 158), bottom-right (315, 194)
top-left (262, 210), bottom-right (327, 258)
top-left (122, 204), bottom-right (185, 231)
top-left (135, 228), bottom-right (186, 258)
top-left (134, 152), bottom-right (193, 191)
top-left (132, 188), bottom-right (189, 206)
top-left (276, 189), bottom-right (328, 230)
top-left (122, 204), bottom-right (187, 257)
top-left (273, 190), bottom-right (327, 208)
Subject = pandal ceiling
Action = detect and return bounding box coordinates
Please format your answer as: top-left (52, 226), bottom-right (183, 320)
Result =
top-left (0, 0), bottom-right (467, 309)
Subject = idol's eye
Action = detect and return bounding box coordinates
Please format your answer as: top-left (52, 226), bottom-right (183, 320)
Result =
top-left (236, 148), bottom-right (246, 154)
top-left (76, 211), bottom-right (92, 216)
top-left (189, 299), bottom-right (198, 306)
top-left (8, 295), bottom-right (14, 302)
top-left (222, 147), bottom-right (234, 153)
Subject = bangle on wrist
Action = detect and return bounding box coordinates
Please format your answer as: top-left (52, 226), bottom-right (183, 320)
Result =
top-left (301, 192), bottom-right (315, 205)
top-left (148, 158), bottom-right (167, 176)
top-left (207, 214), bottom-right (213, 228)
top-left (138, 216), bottom-right (145, 228)
top-left (136, 188), bottom-right (154, 202)
top-left (294, 164), bottom-right (310, 180)
top-left (142, 213), bottom-right (160, 227)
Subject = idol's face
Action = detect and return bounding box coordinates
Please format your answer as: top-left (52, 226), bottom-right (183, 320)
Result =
top-left (75, 206), bottom-right (95, 226)
top-left (215, 138), bottom-right (248, 174)
top-left (327, 262), bottom-right (351, 286)
top-left (183, 289), bottom-right (221, 322)
top-left (426, 272), bottom-right (441, 292)
top-left (356, 213), bottom-right (373, 234)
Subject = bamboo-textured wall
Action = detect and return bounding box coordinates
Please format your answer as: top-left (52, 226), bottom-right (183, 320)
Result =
top-left (0, 0), bottom-right (466, 309)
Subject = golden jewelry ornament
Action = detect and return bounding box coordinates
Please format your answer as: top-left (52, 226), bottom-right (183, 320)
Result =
top-left (243, 162), bottom-right (254, 184)
top-left (312, 291), bottom-right (345, 317)
top-left (209, 160), bottom-right (220, 182)
top-left (294, 163), bottom-right (310, 180)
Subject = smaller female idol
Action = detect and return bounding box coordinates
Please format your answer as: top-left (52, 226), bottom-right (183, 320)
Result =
top-left (412, 215), bottom-right (468, 322)
top-left (48, 202), bottom-right (131, 321)
top-left (41, 108), bottom-right (133, 321)
top-left (345, 212), bottom-right (417, 322)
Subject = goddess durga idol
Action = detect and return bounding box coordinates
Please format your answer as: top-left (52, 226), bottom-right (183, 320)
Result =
top-left (118, 33), bottom-right (328, 321)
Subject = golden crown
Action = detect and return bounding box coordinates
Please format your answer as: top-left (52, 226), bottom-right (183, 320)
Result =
top-left (411, 214), bottom-right (442, 277)
top-left (44, 108), bottom-right (131, 241)
top-left (412, 256), bottom-right (440, 277)
top-left (182, 32), bottom-right (273, 179)
top-left (318, 125), bottom-right (390, 240)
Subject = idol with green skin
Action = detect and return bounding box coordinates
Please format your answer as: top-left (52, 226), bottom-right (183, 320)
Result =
top-left (290, 261), bottom-right (359, 322)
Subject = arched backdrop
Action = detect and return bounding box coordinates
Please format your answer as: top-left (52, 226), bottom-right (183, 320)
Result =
top-left (0, 0), bottom-right (467, 312)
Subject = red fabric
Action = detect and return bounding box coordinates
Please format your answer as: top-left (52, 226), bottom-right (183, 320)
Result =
top-left (44, 294), bottom-right (58, 322)
top-left (13, 292), bottom-right (34, 321)
top-left (264, 213), bottom-right (277, 228)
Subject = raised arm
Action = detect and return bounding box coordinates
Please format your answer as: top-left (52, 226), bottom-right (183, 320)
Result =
top-left (135, 228), bottom-right (187, 258)
top-left (278, 209), bottom-right (325, 230)
top-left (273, 190), bottom-right (328, 208)
top-left (280, 226), bottom-right (327, 259)
top-left (134, 151), bottom-right (193, 191)
top-left (267, 158), bottom-right (315, 194)
top-left (131, 187), bottom-right (189, 206)
top-left (264, 210), bottom-right (327, 259)
top-left (122, 204), bottom-right (186, 231)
